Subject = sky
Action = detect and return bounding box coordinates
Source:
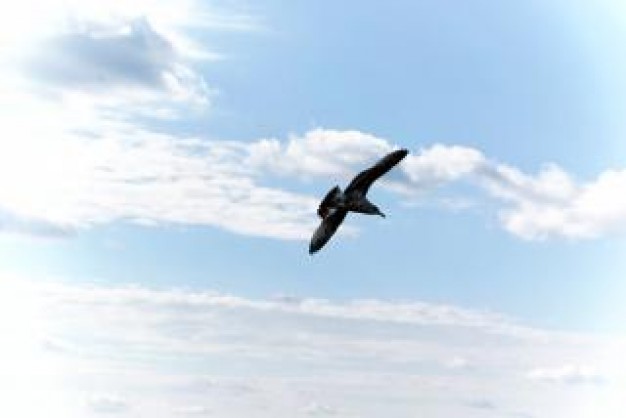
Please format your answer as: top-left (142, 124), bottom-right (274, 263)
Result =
top-left (1, 0), bottom-right (626, 417)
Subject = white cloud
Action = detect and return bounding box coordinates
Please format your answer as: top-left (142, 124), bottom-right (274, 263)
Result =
top-left (27, 18), bottom-right (191, 90)
top-left (17, 16), bottom-right (211, 120)
top-left (0, 0), bottom-right (251, 54)
top-left (244, 130), bottom-right (485, 193)
top-left (445, 356), bottom-right (471, 370)
top-left (302, 402), bottom-right (338, 416)
top-left (0, 209), bottom-right (76, 238)
top-left (87, 394), bottom-right (130, 414)
top-left (245, 129), bottom-right (393, 179)
top-left (0, 0), bottom-right (264, 151)
top-left (256, 130), bottom-right (626, 241)
top-left (1, 111), bottom-right (626, 242)
top-left (402, 144), bottom-right (485, 188)
top-left (196, 377), bottom-right (259, 395)
top-left (243, 129), bottom-right (626, 241)
top-left (487, 166), bottom-right (626, 240)
top-left (33, 281), bottom-right (517, 333)
top-left (0, 126), bottom-right (318, 240)
top-left (0, 0), bottom-right (320, 242)
top-left (463, 398), bottom-right (496, 410)
top-left (526, 365), bottom-right (607, 385)
top-left (2, 276), bottom-right (626, 418)
top-left (0, 0), bottom-right (625, 243)
top-left (174, 405), bottom-right (212, 416)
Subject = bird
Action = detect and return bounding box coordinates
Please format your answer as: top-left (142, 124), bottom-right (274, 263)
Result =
top-left (309, 148), bottom-right (409, 254)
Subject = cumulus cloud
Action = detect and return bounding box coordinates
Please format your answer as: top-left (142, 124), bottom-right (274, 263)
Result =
top-left (242, 129), bottom-right (626, 241)
top-left (0, 6), bottom-right (256, 168)
top-left (244, 130), bottom-right (485, 192)
top-left (483, 164), bottom-right (626, 240)
top-left (21, 16), bottom-right (210, 118)
top-left (401, 144), bottom-right (485, 188)
top-left (30, 18), bottom-right (177, 89)
top-left (0, 0), bottom-right (229, 120)
top-left (243, 130), bottom-right (626, 241)
top-left (245, 129), bottom-right (392, 179)
top-left (1, 117), bottom-right (625, 242)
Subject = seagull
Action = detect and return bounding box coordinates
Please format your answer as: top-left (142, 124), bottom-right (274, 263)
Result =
top-left (309, 148), bottom-right (409, 254)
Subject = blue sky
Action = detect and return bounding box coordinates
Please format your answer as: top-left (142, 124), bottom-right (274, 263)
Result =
top-left (1, 1), bottom-right (626, 417)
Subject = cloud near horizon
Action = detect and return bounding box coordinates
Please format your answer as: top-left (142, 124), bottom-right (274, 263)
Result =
top-left (2, 276), bottom-right (625, 418)
top-left (526, 365), bottom-right (607, 385)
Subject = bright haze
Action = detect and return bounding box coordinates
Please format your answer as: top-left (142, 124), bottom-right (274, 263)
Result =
top-left (1, 1), bottom-right (626, 417)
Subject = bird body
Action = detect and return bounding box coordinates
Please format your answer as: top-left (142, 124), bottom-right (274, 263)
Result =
top-left (317, 186), bottom-right (382, 217)
top-left (309, 148), bottom-right (408, 254)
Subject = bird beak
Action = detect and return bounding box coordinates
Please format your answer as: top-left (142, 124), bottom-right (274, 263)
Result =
top-left (379, 211), bottom-right (386, 218)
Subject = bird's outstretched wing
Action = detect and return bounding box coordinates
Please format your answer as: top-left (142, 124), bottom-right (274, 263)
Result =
top-left (345, 149), bottom-right (408, 195)
top-left (309, 209), bottom-right (348, 254)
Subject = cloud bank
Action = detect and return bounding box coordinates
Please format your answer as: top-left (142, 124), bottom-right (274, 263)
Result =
top-left (3, 277), bottom-right (625, 418)
top-left (3, 122), bottom-right (626, 242)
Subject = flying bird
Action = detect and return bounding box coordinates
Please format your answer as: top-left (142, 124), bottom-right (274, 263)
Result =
top-left (309, 148), bottom-right (409, 254)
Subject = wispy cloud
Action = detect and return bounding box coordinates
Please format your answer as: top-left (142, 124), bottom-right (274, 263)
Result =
top-left (87, 394), bottom-right (130, 414)
top-left (0, 209), bottom-right (76, 238)
top-left (2, 276), bottom-right (625, 418)
top-left (463, 398), bottom-right (497, 410)
top-left (0, 128), bottom-right (319, 240)
top-left (445, 356), bottom-right (472, 370)
top-left (301, 402), bottom-right (338, 416)
top-left (173, 405), bottom-right (212, 416)
top-left (526, 365), bottom-right (607, 385)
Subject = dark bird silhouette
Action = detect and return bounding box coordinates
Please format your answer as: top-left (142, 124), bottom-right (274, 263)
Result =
top-left (309, 148), bottom-right (409, 254)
